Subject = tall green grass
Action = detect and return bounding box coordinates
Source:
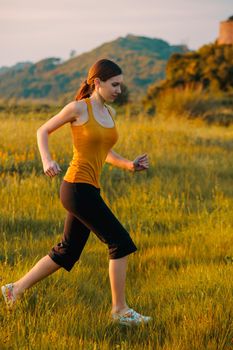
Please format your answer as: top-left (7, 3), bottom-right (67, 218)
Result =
top-left (144, 88), bottom-right (233, 127)
top-left (1, 110), bottom-right (233, 349)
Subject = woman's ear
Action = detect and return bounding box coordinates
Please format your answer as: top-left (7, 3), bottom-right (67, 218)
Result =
top-left (94, 77), bottom-right (101, 88)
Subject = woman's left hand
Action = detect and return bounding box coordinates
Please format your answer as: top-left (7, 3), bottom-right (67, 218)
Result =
top-left (132, 153), bottom-right (149, 172)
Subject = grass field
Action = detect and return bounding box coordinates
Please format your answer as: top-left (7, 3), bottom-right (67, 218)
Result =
top-left (1, 109), bottom-right (233, 349)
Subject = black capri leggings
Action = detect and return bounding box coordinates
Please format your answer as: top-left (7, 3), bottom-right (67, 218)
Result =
top-left (48, 180), bottom-right (137, 271)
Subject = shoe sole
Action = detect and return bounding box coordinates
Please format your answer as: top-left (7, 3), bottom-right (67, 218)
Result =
top-left (112, 317), bottom-right (152, 326)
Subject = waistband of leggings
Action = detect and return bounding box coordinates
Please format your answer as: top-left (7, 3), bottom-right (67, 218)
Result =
top-left (62, 180), bottom-right (101, 192)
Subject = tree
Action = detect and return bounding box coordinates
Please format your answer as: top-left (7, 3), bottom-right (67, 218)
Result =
top-left (113, 83), bottom-right (130, 106)
top-left (69, 50), bottom-right (77, 59)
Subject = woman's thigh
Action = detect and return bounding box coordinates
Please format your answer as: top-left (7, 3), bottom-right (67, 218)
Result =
top-left (60, 180), bottom-right (135, 247)
top-left (63, 211), bottom-right (91, 248)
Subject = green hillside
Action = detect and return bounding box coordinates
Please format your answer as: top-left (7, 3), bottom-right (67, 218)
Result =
top-left (0, 34), bottom-right (188, 102)
top-left (142, 43), bottom-right (233, 125)
top-left (144, 43), bottom-right (233, 100)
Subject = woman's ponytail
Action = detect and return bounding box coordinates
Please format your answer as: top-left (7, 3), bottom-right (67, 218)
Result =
top-left (75, 80), bottom-right (94, 101)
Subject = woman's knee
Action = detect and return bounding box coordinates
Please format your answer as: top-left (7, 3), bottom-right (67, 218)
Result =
top-left (108, 237), bottom-right (137, 260)
top-left (48, 241), bottom-right (81, 272)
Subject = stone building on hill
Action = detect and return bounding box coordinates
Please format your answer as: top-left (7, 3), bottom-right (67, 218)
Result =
top-left (218, 16), bottom-right (233, 45)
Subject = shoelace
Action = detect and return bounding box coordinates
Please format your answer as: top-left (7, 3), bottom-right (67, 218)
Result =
top-left (119, 309), bottom-right (144, 321)
top-left (7, 285), bottom-right (15, 301)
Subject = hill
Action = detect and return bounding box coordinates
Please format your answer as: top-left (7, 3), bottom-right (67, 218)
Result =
top-left (141, 42), bottom-right (233, 124)
top-left (0, 62), bottom-right (33, 76)
top-left (0, 34), bottom-right (188, 102)
top-left (144, 42), bottom-right (233, 100)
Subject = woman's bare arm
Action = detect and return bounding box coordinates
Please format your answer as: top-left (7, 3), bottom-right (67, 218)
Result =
top-left (105, 149), bottom-right (134, 171)
top-left (105, 150), bottom-right (149, 172)
top-left (37, 101), bottom-right (81, 177)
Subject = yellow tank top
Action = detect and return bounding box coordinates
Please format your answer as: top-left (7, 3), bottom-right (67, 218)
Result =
top-left (64, 97), bottom-right (119, 188)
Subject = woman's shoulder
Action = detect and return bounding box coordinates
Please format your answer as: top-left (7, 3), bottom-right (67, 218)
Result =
top-left (64, 99), bottom-right (88, 115)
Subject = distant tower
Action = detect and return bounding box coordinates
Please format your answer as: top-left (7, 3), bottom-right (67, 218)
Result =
top-left (218, 16), bottom-right (233, 45)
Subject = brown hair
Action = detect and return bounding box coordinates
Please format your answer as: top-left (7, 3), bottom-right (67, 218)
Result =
top-left (75, 59), bottom-right (122, 101)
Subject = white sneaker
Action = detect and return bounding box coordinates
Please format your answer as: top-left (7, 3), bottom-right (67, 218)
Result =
top-left (1, 283), bottom-right (17, 308)
top-left (111, 308), bottom-right (152, 326)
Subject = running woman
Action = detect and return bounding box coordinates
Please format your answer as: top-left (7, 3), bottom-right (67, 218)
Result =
top-left (1, 59), bottom-right (151, 325)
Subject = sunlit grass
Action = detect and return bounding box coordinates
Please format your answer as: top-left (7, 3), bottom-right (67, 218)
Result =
top-left (1, 110), bottom-right (233, 349)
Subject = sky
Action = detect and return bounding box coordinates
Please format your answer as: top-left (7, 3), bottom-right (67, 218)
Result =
top-left (0, 0), bottom-right (232, 67)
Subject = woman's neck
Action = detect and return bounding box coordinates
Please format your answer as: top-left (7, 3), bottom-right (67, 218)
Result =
top-left (90, 91), bottom-right (106, 110)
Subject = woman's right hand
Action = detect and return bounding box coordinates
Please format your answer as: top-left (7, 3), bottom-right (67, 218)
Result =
top-left (43, 160), bottom-right (62, 178)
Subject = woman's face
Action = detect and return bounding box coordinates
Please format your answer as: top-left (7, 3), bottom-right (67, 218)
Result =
top-left (97, 74), bottom-right (123, 102)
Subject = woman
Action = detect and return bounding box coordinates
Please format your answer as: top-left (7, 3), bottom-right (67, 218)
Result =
top-left (1, 59), bottom-right (151, 326)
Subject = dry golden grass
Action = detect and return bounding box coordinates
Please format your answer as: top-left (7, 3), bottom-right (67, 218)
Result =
top-left (0, 108), bottom-right (233, 349)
